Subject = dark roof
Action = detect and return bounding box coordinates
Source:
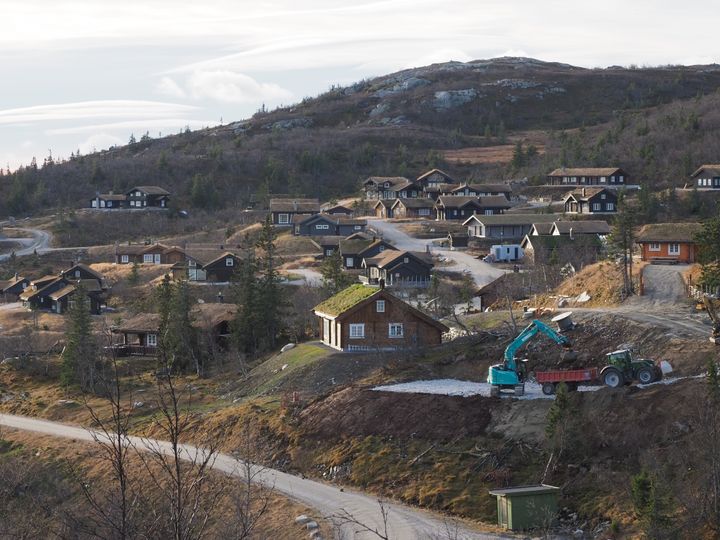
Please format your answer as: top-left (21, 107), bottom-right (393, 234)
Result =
top-left (391, 198), bottom-right (436, 209)
top-left (0, 275), bottom-right (26, 292)
top-left (96, 193), bottom-right (128, 201)
top-left (636, 223), bottom-right (703, 243)
top-left (468, 183), bottom-right (513, 193)
top-left (521, 234), bottom-right (601, 250)
top-left (436, 196), bottom-right (482, 209)
top-left (463, 213), bottom-right (557, 226)
top-left (129, 186), bottom-right (170, 195)
top-left (564, 188), bottom-right (614, 202)
top-left (185, 248), bottom-right (240, 267)
top-left (64, 263), bottom-right (105, 281)
top-left (202, 252), bottom-right (239, 269)
top-left (322, 204), bottom-right (353, 214)
top-left (549, 168), bottom-right (623, 177)
top-left (417, 168), bottom-right (455, 183)
top-left (269, 198), bottom-right (320, 213)
top-left (116, 243), bottom-right (183, 256)
top-left (338, 239), bottom-right (373, 255)
top-left (477, 195), bottom-right (512, 208)
top-left (531, 223), bottom-right (555, 235)
top-left (365, 176), bottom-right (410, 185)
top-left (310, 236), bottom-right (344, 249)
top-left (374, 199), bottom-right (394, 208)
top-left (691, 165), bottom-right (720, 178)
top-left (552, 221), bottom-right (610, 235)
top-left (345, 231), bottom-right (373, 241)
top-left (489, 485), bottom-right (560, 497)
top-left (364, 250), bottom-right (433, 269)
top-left (114, 304), bottom-right (237, 334)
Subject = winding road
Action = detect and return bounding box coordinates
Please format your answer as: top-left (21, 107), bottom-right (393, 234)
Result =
top-left (0, 227), bottom-right (53, 262)
top-left (0, 413), bottom-right (502, 540)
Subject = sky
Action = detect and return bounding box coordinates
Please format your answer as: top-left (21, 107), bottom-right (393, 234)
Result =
top-left (1, 0), bottom-right (718, 171)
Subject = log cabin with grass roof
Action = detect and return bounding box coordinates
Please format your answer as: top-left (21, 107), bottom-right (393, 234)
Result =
top-left (313, 284), bottom-right (448, 352)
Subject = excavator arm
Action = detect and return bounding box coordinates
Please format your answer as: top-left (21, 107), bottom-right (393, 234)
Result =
top-left (503, 319), bottom-right (572, 372)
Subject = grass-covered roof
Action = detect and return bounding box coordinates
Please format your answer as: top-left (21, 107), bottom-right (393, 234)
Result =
top-left (313, 284), bottom-right (379, 317)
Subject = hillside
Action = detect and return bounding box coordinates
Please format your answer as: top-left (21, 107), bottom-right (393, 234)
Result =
top-left (5, 57), bottom-right (720, 217)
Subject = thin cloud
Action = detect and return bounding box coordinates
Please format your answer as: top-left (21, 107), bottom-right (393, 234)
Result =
top-left (0, 101), bottom-right (199, 125)
top-left (45, 118), bottom-right (216, 136)
top-left (155, 77), bottom-right (187, 99)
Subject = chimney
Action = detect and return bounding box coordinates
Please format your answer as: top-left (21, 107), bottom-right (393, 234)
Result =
top-left (569, 227), bottom-right (574, 240)
top-left (220, 244), bottom-right (224, 250)
top-left (293, 200), bottom-right (298, 211)
top-left (581, 187), bottom-right (586, 197)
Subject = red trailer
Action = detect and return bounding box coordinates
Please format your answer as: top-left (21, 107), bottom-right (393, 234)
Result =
top-left (535, 367), bottom-right (599, 395)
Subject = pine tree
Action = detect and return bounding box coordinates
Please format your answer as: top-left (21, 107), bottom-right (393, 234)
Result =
top-left (696, 211), bottom-right (720, 289)
top-left (254, 217), bottom-right (284, 352)
top-left (231, 254), bottom-right (259, 356)
top-left (156, 275), bottom-right (175, 369)
top-left (609, 195), bottom-right (636, 297)
top-left (320, 250), bottom-right (352, 294)
top-left (61, 285), bottom-right (97, 392)
top-left (165, 280), bottom-right (197, 374)
top-left (128, 262), bottom-right (140, 286)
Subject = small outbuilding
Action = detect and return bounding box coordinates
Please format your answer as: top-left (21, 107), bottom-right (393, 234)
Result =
top-left (488, 484), bottom-right (560, 531)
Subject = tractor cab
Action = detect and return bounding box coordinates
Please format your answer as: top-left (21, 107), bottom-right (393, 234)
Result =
top-left (601, 349), bottom-right (662, 388)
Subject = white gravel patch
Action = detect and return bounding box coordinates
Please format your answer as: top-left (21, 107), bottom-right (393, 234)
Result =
top-left (372, 378), bottom-right (601, 400)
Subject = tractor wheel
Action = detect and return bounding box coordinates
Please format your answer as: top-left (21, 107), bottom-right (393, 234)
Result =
top-left (637, 367), bottom-right (655, 385)
top-left (603, 368), bottom-right (624, 388)
top-left (542, 383), bottom-right (556, 396)
top-left (490, 386), bottom-right (500, 398)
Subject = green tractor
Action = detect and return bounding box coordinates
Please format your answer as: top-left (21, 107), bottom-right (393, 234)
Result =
top-left (600, 349), bottom-right (664, 388)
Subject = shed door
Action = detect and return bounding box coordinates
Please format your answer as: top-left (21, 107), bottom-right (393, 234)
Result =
top-left (498, 497), bottom-right (508, 528)
top-left (154, 254), bottom-right (161, 264)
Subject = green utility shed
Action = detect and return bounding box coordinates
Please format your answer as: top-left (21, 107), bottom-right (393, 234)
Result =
top-left (488, 484), bottom-right (560, 531)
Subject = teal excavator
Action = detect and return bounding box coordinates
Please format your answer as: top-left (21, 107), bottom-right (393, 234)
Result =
top-left (488, 319), bottom-right (574, 397)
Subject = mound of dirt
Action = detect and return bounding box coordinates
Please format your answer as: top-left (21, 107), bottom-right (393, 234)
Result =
top-left (299, 386), bottom-right (492, 440)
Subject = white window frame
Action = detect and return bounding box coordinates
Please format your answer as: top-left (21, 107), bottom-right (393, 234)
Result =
top-left (668, 243), bottom-right (681, 255)
top-left (326, 249), bottom-right (334, 256)
top-left (278, 213), bottom-right (290, 224)
top-left (121, 255), bottom-right (129, 263)
top-left (607, 203), bottom-right (615, 211)
top-left (592, 203), bottom-right (602, 211)
top-left (147, 334), bottom-right (158, 346)
top-left (346, 257), bottom-right (354, 267)
top-left (649, 243), bottom-right (661, 252)
top-left (376, 300), bottom-right (385, 313)
top-left (354, 225), bottom-right (362, 230)
top-left (349, 323), bottom-right (365, 339)
top-left (154, 254), bottom-right (161, 264)
top-left (316, 224), bottom-right (330, 230)
top-left (226, 257), bottom-right (234, 267)
top-left (143, 254), bottom-right (153, 263)
top-left (484, 209), bottom-right (493, 215)
top-left (388, 323), bottom-right (404, 338)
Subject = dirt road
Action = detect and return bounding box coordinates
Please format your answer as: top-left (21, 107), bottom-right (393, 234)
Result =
top-left (0, 413), bottom-right (500, 540)
top-left (0, 227), bottom-right (53, 261)
top-left (368, 218), bottom-right (505, 288)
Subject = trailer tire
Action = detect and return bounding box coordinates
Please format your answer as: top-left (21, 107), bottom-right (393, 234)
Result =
top-left (637, 367), bottom-right (656, 385)
top-left (603, 368), bottom-right (624, 388)
top-left (542, 383), bottom-right (556, 395)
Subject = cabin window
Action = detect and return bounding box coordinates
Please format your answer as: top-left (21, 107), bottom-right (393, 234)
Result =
top-left (607, 203), bottom-right (615, 211)
top-left (278, 213), bottom-right (289, 224)
top-left (75, 270), bottom-right (81, 278)
top-left (121, 255), bottom-right (129, 263)
top-left (403, 257), bottom-right (409, 263)
top-left (349, 323), bottom-right (365, 339)
top-left (668, 243), bottom-right (681, 255)
top-left (649, 243), bottom-right (661, 252)
top-left (592, 203), bottom-right (601, 211)
top-left (376, 300), bottom-right (385, 313)
top-left (600, 194), bottom-right (606, 199)
top-left (107, 201), bottom-right (113, 207)
top-left (354, 225), bottom-right (361, 230)
top-left (346, 257), bottom-right (354, 267)
top-left (484, 210), bottom-right (493, 215)
top-left (379, 246), bottom-right (385, 252)
top-left (226, 257), bottom-right (234, 267)
top-left (143, 254), bottom-right (153, 263)
top-left (419, 208), bottom-right (430, 216)
top-left (388, 323), bottom-right (404, 338)
top-left (326, 249), bottom-right (334, 256)
top-left (147, 334), bottom-right (157, 346)
top-left (154, 254), bottom-right (161, 264)
top-left (619, 176), bottom-right (624, 183)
